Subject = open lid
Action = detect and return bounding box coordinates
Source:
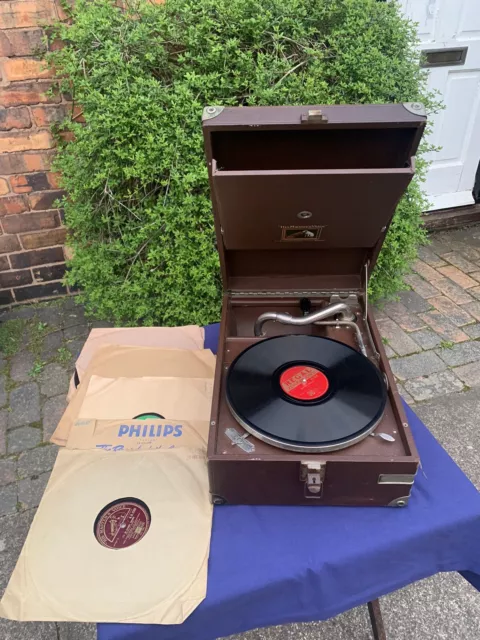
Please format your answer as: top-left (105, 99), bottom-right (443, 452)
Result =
top-left (203, 104), bottom-right (426, 294)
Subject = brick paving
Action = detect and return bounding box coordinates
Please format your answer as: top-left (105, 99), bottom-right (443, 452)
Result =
top-left (1, 225), bottom-right (480, 638)
top-left (378, 225), bottom-right (480, 404)
top-left (0, 296), bottom-right (101, 640)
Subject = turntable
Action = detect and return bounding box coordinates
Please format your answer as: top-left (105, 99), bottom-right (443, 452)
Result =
top-left (202, 103), bottom-right (426, 507)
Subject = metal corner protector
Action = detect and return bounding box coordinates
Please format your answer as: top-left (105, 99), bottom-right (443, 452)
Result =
top-left (202, 106), bottom-right (225, 121)
top-left (402, 102), bottom-right (426, 117)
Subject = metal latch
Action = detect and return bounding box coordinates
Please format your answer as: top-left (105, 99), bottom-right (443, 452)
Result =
top-left (300, 461), bottom-right (326, 498)
top-left (301, 109), bottom-right (328, 124)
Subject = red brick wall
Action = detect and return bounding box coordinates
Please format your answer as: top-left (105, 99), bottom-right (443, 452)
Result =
top-left (0, 0), bottom-right (72, 306)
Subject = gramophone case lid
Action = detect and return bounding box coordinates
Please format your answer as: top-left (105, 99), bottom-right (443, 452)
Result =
top-left (202, 104), bottom-right (426, 292)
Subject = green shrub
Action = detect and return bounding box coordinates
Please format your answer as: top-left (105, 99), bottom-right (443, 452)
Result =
top-left (49, 0), bottom-right (436, 326)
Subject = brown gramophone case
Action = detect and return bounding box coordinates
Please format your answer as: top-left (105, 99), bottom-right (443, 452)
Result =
top-left (202, 104), bottom-right (426, 507)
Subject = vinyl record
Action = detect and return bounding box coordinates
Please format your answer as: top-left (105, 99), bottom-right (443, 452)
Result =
top-left (0, 448), bottom-right (212, 623)
top-left (226, 335), bottom-right (387, 452)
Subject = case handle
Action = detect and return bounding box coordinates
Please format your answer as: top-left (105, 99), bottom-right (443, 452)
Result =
top-left (301, 109), bottom-right (328, 123)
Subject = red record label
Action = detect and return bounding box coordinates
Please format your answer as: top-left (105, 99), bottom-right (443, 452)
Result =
top-left (94, 499), bottom-right (151, 550)
top-left (279, 365), bottom-right (329, 401)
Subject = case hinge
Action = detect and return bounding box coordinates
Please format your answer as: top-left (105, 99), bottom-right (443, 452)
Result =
top-left (300, 461), bottom-right (326, 498)
top-left (228, 289), bottom-right (362, 298)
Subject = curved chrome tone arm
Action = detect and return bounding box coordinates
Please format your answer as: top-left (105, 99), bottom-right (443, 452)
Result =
top-left (254, 302), bottom-right (356, 337)
top-left (313, 320), bottom-right (367, 357)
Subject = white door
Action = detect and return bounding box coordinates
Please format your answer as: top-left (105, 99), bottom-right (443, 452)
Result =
top-left (400, 0), bottom-right (480, 211)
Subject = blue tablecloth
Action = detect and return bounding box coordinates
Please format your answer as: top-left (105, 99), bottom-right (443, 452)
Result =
top-left (98, 323), bottom-right (480, 640)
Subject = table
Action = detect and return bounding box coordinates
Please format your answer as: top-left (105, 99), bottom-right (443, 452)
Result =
top-left (98, 324), bottom-right (480, 640)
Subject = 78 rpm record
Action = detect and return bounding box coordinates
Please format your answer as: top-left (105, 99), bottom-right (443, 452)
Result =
top-left (226, 335), bottom-right (387, 452)
top-left (0, 448), bottom-right (212, 624)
